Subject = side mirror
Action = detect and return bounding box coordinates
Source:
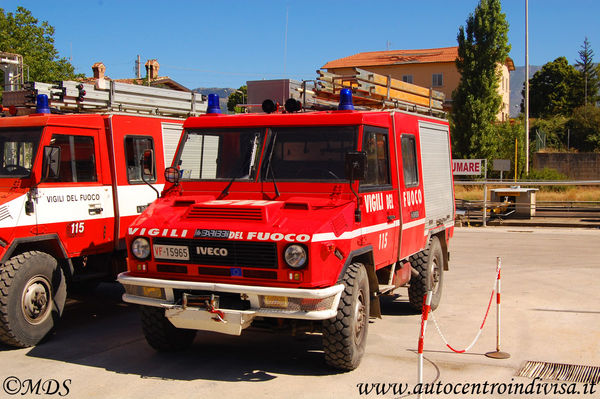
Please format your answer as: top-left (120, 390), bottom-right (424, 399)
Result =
top-left (42, 146), bottom-right (61, 181)
top-left (142, 149), bottom-right (154, 177)
top-left (345, 151), bottom-right (366, 223)
top-left (345, 151), bottom-right (367, 181)
top-left (164, 167), bottom-right (180, 184)
top-left (141, 149), bottom-right (160, 199)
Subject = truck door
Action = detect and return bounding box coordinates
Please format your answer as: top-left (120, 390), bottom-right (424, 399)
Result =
top-left (360, 126), bottom-right (399, 269)
top-left (117, 134), bottom-right (159, 227)
top-left (35, 127), bottom-right (115, 256)
top-left (397, 132), bottom-right (426, 259)
top-left (109, 116), bottom-right (183, 244)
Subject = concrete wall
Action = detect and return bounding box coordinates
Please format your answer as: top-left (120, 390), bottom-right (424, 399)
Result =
top-left (533, 152), bottom-right (600, 179)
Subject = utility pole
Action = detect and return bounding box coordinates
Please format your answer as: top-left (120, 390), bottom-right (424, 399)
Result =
top-left (525, 0), bottom-right (530, 175)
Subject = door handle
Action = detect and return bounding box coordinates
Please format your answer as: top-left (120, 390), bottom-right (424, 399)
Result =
top-left (88, 205), bottom-right (103, 215)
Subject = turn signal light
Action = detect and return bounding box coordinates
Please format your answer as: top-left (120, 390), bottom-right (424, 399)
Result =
top-left (288, 271), bottom-right (302, 281)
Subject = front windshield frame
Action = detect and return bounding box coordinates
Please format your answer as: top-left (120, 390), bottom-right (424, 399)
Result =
top-left (176, 128), bottom-right (265, 181)
top-left (0, 127), bottom-right (43, 179)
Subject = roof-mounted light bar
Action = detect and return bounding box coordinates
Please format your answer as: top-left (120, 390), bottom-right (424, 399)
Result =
top-left (207, 94), bottom-right (221, 114)
top-left (338, 88), bottom-right (354, 111)
top-left (36, 94), bottom-right (50, 114)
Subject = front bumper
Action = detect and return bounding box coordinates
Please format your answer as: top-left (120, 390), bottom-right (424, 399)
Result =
top-left (117, 272), bottom-right (344, 336)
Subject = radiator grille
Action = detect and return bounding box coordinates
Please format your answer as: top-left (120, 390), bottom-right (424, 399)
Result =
top-left (154, 238), bottom-right (278, 269)
top-left (197, 266), bottom-right (231, 276)
top-left (242, 269), bottom-right (278, 280)
top-left (157, 264), bottom-right (187, 274)
top-left (186, 206), bottom-right (263, 221)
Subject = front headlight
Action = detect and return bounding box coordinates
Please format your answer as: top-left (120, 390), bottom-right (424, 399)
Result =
top-left (284, 244), bottom-right (307, 268)
top-left (131, 237), bottom-right (151, 260)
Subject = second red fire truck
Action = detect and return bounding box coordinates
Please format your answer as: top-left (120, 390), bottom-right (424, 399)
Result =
top-left (118, 88), bottom-right (455, 370)
top-left (0, 80), bottom-right (206, 347)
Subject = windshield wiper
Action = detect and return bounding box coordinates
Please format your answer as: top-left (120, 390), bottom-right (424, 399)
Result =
top-left (264, 131), bottom-right (280, 199)
top-left (218, 175), bottom-right (236, 199)
top-left (268, 162), bottom-right (280, 199)
top-left (218, 132), bottom-right (261, 200)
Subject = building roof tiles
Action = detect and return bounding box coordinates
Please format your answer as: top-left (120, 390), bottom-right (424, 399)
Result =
top-left (322, 47), bottom-right (460, 69)
top-left (322, 46), bottom-right (514, 71)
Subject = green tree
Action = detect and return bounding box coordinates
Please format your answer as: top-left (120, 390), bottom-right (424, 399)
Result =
top-left (567, 104), bottom-right (600, 151)
top-left (530, 115), bottom-right (570, 151)
top-left (0, 7), bottom-right (80, 92)
top-left (522, 57), bottom-right (579, 118)
top-left (574, 37), bottom-right (600, 106)
top-left (493, 120), bottom-right (526, 179)
top-left (451, 0), bottom-right (511, 160)
top-left (227, 85), bottom-right (247, 113)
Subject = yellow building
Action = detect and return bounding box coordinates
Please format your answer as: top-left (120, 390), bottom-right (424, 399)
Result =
top-left (322, 46), bottom-right (514, 121)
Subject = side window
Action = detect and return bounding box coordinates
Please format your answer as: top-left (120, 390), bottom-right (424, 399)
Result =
top-left (125, 136), bottom-right (155, 183)
top-left (49, 134), bottom-right (97, 183)
top-left (401, 135), bottom-right (419, 187)
top-left (432, 73), bottom-right (443, 87)
top-left (362, 127), bottom-right (390, 188)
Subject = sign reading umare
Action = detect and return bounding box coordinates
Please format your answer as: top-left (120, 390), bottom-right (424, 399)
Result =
top-left (453, 159), bottom-right (483, 175)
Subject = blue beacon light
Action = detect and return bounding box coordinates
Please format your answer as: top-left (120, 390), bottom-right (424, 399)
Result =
top-left (36, 94), bottom-right (51, 114)
top-left (207, 94), bottom-right (221, 114)
top-left (338, 88), bottom-right (354, 111)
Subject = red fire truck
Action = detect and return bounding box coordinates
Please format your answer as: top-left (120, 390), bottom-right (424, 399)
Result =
top-left (0, 80), bottom-right (206, 347)
top-left (118, 88), bottom-right (455, 370)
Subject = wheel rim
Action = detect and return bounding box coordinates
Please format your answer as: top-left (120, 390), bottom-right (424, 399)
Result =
top-left (21, 275), bottom-right (52, 325)
top-left (428, 256), bottom-right (441, 294)
top-left (353, 288), bottom-right (367, 345)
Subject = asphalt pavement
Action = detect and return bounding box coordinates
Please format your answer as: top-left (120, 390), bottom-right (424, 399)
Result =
top-left (0, 226), bottom-right (598, 398)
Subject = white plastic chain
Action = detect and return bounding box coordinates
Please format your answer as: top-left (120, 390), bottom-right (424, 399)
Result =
top-left (428, 264), bottom-right (500, 354)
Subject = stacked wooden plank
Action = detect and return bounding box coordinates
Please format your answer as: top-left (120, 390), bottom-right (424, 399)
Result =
top-left (313, 68), bottom-right (445, 114)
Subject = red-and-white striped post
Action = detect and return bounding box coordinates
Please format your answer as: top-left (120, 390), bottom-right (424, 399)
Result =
top-left (418, 290), bottom-right (433, 398)
top-left (485, 257), bottom-right (510, 359)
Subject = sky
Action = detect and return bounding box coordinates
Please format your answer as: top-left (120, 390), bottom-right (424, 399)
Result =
top-left (2, 0), bottom-right (600, 90)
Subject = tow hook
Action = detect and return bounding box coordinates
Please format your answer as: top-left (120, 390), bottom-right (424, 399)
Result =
top-left (182, 293), bottom-right (227, 323)
top-left (205, 298), bottom-right (227, 323)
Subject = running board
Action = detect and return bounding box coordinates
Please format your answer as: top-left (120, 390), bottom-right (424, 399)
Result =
top-left (377, 284), bottom-right (397, 295)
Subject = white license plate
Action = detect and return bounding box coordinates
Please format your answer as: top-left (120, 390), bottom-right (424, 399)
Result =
top-left (153, 244), bottom-right (189, 260)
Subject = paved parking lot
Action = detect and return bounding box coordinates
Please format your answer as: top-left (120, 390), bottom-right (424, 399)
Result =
top-left (1, 226), bottom-right (599, 398)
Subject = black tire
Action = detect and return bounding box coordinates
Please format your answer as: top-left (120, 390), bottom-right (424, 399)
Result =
top-left (139, 305), bottom-right (196, 351)
top-left (408, 236), bottom-right (444, 312)
top-left (0, 251), bottom-right (67, 347)
top-left (322, 262), bottom-right (370, 371)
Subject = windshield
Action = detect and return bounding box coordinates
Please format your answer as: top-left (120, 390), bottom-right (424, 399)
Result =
top-left (175, 125), bottom-right (358, 183)
top-left (262, 126), bottom-right (357, 181)
top-left (0, 128), bottom-right (42, 178)
top-left (178, 128), bottom-right (264, 181)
